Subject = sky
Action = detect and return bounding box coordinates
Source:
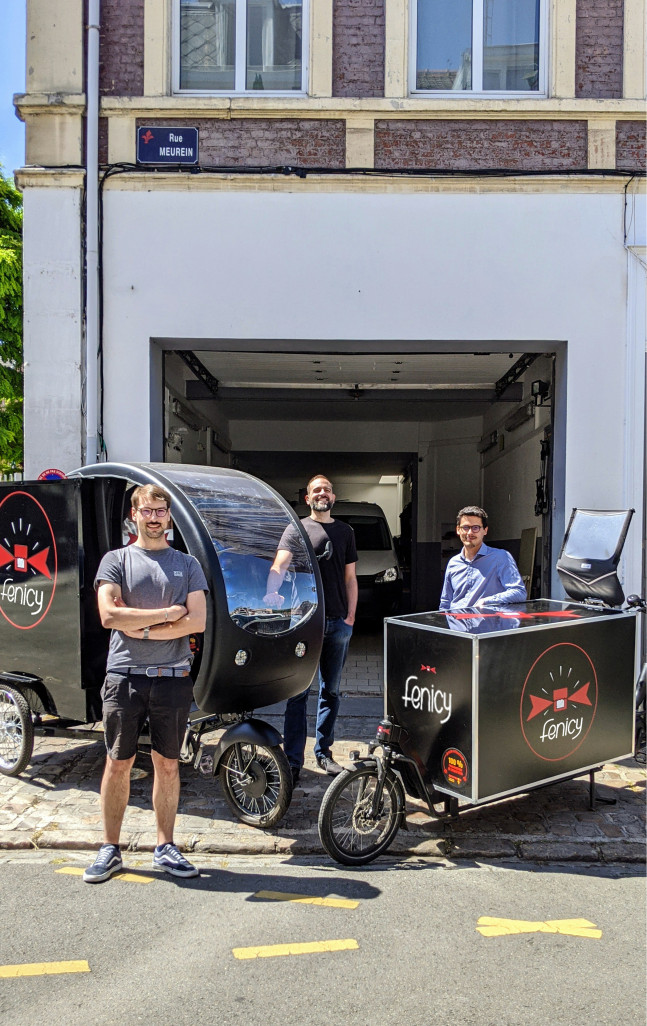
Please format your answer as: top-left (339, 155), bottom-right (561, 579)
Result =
top-left (0, 0), bottom-right (26, 180)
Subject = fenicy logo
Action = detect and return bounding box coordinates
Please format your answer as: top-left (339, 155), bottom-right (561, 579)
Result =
top-left (401, 673), bottom-right (452, 723)
top-left (0, 491), bottom-right (57, 629)
top-left (520, 643), bottom-right (598, 761)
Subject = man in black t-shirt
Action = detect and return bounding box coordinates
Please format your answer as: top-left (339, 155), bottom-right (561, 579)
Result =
top-left (264, 475), bottom-right (358, 782)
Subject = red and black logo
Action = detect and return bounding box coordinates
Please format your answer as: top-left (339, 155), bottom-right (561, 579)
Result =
top-left (520, 643), bottom-right (598, 761)
top-left (0, 491), bottom-right (57, 629)
top-left (442, 748), bottom-right (469, 789)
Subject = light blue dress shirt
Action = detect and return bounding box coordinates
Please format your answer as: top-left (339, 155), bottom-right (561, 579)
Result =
top-left (439, 542), bottom-right (527, 610)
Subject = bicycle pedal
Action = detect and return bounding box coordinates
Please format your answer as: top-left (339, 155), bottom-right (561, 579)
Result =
top-left (197, 748), bottom-right (214, 776)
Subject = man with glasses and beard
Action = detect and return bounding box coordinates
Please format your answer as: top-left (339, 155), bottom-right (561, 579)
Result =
top-left (439, 505), bottom-right (526, 611)
top-left (264, 474), bottom-right (358, 784)
top-left (84, 484), bottom-right (208, 883)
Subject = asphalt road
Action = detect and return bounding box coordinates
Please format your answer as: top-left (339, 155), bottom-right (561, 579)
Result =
top-left (0, 852), bottom-right (644, 1026)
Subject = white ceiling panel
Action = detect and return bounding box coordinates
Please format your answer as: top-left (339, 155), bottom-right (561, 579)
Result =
top-left (194, 351), bottom-right (520, 389)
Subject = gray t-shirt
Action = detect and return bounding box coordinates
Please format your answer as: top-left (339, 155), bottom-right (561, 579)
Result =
top-left (95, 545), bottom-right (208, 672)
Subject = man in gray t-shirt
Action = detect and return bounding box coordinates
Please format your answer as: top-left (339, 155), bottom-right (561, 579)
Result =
top-left (83, 484), bottom-right (208, 884)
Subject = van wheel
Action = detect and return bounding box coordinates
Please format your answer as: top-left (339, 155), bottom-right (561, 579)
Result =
top-left (0, 686), bottom-right (34, 776)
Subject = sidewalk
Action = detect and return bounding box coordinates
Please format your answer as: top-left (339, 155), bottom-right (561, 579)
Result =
top-left (1, 693), bottom-right (644, 864)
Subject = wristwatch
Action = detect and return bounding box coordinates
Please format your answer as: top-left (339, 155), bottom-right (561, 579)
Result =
top-left (142, 626), bottom-right (150, 640)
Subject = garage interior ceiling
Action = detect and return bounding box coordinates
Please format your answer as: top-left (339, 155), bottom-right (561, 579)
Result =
top-left (180, 351), bottom-right (525, 422)
top-left (192, 352), bottom-right (520, 388)
top-left (233, 449), bottom-right (417, 483)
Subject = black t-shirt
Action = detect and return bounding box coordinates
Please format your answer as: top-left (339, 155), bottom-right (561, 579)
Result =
top-left (279, 517), bottom-right (357, 619)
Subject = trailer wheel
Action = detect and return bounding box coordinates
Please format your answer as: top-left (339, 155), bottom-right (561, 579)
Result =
top-left (0, 686), bottom-right (34, 776)
top-left (219, 742), bottom-right (292, 828)
top-left (318, 766), bottom-right (404, 866)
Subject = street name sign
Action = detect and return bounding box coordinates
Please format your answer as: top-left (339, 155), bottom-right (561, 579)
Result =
top-left (137, 126), bottom-right (199, 165)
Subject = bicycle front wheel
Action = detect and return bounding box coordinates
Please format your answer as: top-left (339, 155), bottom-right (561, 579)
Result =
top-left (318, 765), bottom-right (404, 866)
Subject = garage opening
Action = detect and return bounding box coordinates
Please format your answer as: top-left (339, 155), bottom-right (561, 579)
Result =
top-left (160, 346), bottom-right (557, 616)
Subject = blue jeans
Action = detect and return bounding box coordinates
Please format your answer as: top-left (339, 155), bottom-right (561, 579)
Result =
top-left (283, 616), bottom-right (353, 769)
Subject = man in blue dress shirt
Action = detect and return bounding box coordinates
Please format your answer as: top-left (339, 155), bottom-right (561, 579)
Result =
top-left (439, 505), bottom-right (527, 610)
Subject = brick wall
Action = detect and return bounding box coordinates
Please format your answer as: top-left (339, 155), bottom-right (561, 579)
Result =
top-left (374, 121), bottom-right (588, 170)
top-left (575, 0), bottom-right (624, 98)
top-left (135, 119), bottom-right (346, 167)
top-left (100, 0), bottom-right (145, 96)
top-left (98, 117), bottom-right (109, 164)
top-left (332, 0), bottom-right (385, 97)
top-left (616, 121), bottom-right (647, 171)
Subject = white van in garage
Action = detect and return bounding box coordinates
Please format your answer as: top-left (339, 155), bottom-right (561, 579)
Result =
top-left (295, 500), bottom-right (403, 619)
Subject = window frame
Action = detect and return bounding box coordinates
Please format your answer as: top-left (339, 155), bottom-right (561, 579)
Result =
top-left (409, 0), bottom-right (549, 98)
top-left (172, 0), bottom-right (310, 96)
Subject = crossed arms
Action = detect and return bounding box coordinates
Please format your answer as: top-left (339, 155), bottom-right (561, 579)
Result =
top-left (97, 582), bottom-right (207, 641)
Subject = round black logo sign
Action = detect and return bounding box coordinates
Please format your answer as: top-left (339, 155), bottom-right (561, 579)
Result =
top-left (0, 491), bottom-right (57, 629)
top-left (442, 748), bottom-right (469, 789)
top-left (520, 643), bottom-right (598, 761)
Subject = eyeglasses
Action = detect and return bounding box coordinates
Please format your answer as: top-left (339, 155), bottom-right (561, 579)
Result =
top-left (136, 507), bottom-right (169, 519)
top-left (459, 525), bottom-right (483, 533)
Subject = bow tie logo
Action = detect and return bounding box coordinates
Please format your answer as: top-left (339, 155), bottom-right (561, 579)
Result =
top-left (526, 683), bottom-right (592, 721)
top-left (0, 542), bottom-right (52, 579)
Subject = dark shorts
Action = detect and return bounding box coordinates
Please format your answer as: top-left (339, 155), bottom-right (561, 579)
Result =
top-left (101, 672), bottom-right (194, 761)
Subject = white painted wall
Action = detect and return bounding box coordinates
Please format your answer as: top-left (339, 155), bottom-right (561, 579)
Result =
top-left (23, 187), bottom-right (83, 477)
top-left (480, 358), bottom-right (553, 542)
top-left (331, 481), bottom-right (401, 535)
top-left (22, 184), bottom-right (645, 598)
top-left (418, 419), bottom-right (483, 542)
top-left (231, 415), bottom-right (483, 539)
top-left (229, 418), bottom-right (419, 453)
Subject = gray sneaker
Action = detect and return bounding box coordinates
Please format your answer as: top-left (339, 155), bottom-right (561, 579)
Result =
top-left (83, 844), bottom-right (123, 883)
top-left (152, 842), bottom-right (199, 878)
top-left (316, 754), bottom-right (344, 776)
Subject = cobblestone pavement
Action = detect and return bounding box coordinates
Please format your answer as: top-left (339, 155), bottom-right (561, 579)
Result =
top-left (1, 694), bottom-right (644, 865)
top-left (339, 623), bottom-right (384, 696)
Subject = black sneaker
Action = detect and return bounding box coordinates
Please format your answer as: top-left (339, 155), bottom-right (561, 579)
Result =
top-left (316, 754), bottom-right (344, 776)
top-left (83, 844), bottom-right (123, 883)
top-left (152, 843), bottom-right (199, 878)
top-left (291, 765), bottom-right (301, 786)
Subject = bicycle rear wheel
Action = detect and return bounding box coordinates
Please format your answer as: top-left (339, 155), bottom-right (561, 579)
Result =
top-left (219, 742), bottom-right (292, 828)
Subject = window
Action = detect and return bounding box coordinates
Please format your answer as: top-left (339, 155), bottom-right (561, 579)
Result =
top-left (414, 0), bottom-right (544, 94)
top-left (332, 515), bottom-right (392, 552)
top-left (176, 0), bottom-right (306, 93)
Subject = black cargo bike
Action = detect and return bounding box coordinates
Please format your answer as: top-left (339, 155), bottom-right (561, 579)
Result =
top-left (0, 463), bottom-right (324, 828)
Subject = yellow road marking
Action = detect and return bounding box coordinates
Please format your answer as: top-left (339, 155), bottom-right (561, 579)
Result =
top-left (477, 917), bottom-right (602, 939)
top-left (253, 890), bottom-right (359, 909)
top-left (55, 867), bottom-right (155, 884)
top-left (0, 960), bottom-right (90, 978)
top-left (233, 939), bottom-right (359, 959)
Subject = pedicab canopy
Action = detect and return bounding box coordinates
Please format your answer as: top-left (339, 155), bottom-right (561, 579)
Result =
top-left (0, 464), bottom-right (324, 720)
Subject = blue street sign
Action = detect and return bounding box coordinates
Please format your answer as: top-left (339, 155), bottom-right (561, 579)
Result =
top-left (137, 126), bottom-right (199, 165)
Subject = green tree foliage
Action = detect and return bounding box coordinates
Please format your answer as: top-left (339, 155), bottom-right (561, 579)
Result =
top-left (0, 169), bottom-right (23, 475)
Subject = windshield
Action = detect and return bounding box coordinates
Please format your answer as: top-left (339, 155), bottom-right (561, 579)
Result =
top-left (562, 509), bottom-right (632, 561)
top-left (159, 467), bottom-right (318, 636)
top-left (331, 514), bottom-right (391, 551)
